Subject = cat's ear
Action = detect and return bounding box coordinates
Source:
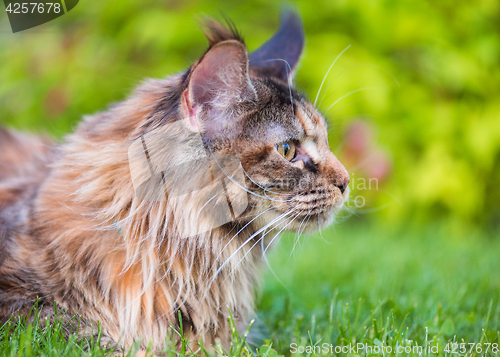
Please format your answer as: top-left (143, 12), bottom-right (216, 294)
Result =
top-left (182, 40), bottom-right (256, 133)
top-left (249, 9), bottom-right (304, 83)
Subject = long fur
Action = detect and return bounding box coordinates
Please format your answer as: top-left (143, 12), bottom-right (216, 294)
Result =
top-left (0, 16), bottom-right (350, 351)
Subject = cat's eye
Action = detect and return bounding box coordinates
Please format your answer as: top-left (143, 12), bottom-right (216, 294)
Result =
top-left (276, 141), bottom-right (296, 161)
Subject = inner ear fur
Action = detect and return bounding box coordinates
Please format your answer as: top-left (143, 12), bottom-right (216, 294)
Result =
top-left (182, 40), bottom-right (256, 133)
top-left (188, 40), bottom-right (256, 108)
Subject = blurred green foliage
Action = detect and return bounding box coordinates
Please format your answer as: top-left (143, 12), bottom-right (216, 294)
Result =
top-left (0, 0), bottom-right (499, 231)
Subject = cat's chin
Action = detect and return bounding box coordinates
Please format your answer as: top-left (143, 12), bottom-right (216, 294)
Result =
top-left (289, 189), bottom-right (349, 233)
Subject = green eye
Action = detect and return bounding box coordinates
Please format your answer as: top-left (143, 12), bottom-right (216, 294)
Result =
top-left (276, 141), bottom-right (296, 161)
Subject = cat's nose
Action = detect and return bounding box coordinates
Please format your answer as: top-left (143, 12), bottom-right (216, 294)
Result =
top-left (326, 152), bottom-right (350, 194)
top-left (334, 176), bottom-right (350, 194)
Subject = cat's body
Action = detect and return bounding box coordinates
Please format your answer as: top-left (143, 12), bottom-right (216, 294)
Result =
top-left (0, 12), bottom-right (349, 351)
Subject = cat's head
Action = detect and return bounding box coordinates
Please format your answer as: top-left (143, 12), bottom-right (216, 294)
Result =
top-left (129, 11), bottom-right (349, 236)
top-left (179, 11), bottom-right (350, 233)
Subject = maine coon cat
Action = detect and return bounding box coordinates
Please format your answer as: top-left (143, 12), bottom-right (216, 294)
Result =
top-left (0, 11), bottom-right (350, 351)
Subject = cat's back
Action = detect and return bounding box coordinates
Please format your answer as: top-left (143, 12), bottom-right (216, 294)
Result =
top-left (0, 127), bottom-right (56, 319)
top-left (0, 127), bottom-right (54, 265)
top-left (0, 128), bottom-right (53, 182)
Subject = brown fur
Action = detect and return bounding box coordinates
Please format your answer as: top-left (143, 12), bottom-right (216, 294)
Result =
top-left (0, 16), bottom-right (350, 351)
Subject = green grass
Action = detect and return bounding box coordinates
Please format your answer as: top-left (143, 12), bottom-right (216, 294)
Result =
top-left (0, 305), bottom-right (109, 357)
top-left (1, 222), bottom-right (499, 356)
top-left (258, 221), bottom-right (500, 356)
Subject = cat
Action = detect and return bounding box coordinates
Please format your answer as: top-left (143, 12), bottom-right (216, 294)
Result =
top-left (0, 10), bottom-right (350, 352)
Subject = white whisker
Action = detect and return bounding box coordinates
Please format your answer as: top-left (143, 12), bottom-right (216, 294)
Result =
top-left (207, 151), bottom-right (293, 204)
top-left (290, 209), bottom-right (311, 257)
top-left (259, 231), bottom-right (296, 297)
top-left (227, 208), bottom-right (304, 281)
top-left (239, 164), bottom-right (296, 197)
top-left (318, 62), bottom-right (400, 108)
top-left (263, 209), bottom-right (304, 258)
top-left (202, 207), bottom-right (299, 297)
top-left (259, 58), bottom-right (294, 115)
top-left (314, 44), bottom-right (352, 107)
top-left (209, 206), bottom-right (274, 274)
top-left (325, 86), bottom-right (385, 113)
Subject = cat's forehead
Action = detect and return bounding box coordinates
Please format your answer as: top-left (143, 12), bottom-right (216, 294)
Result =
top-left (296, 99), bottom-right (328, 137)
top-left (242, 79), bottom-right (328, 143)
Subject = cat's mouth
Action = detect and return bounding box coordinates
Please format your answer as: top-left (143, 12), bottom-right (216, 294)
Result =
top-left (254, 185), bottom-right (350, 234)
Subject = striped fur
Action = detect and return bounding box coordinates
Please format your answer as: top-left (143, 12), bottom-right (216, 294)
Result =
top-left (0, 15), bottom-right (350, 351)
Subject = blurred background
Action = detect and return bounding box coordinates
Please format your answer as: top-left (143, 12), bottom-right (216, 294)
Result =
top-left (1, 0), bottom-right (498, 232)
top-left (1, 0), bottom-right (500, 348)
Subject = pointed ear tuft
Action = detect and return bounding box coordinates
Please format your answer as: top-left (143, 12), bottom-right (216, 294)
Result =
top-left (201, 17), bottom-right (245, 48)
top-left (249, 9), bottom-right (304, 83)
